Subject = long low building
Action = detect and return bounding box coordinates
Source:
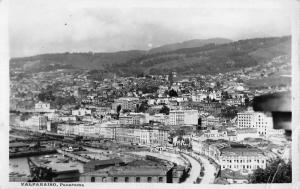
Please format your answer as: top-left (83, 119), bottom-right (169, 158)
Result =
top-left (58, 122), bottom-right (171, 146)
top-left (80, 159), bottom-right (175, 183)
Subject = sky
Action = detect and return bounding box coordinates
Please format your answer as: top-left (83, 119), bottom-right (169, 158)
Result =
top-left (9, 0), bottom-right (294, 57)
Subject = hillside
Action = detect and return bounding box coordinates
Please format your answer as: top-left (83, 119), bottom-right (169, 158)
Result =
top-left (148, 38), bottom-right (232, 54)
top-left (10, 50), bottom-right (146, 72)
top-left (113, 36), bottom-right (291, 76)
top-left (10, 36), bottom-right (291, 76)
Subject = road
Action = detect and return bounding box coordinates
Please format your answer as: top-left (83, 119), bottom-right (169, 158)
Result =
top-left (197, 154), bottom-right (216, 184)
top-left (181, 153), bottom-right (201, 183)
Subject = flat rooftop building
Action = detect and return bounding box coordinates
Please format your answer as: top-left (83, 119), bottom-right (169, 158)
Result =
top-left (80, 159), bottom-right (173, 183)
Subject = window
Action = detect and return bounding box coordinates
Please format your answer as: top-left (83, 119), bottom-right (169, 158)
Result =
top-left (125, 177), bottom-right (129, 183)
top-left (136, 177), bottom-right (140, 182)
top-left (91, 177), bottom-right (95, 182)
top-left (147, 177), bottom-right (152, 183)
top-left (114, 177), bottom-right (118, 182)
top-left (158, 177), bottom-right (163, 183)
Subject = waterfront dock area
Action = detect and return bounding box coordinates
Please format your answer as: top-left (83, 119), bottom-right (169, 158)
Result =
top-left (56, 149), bottom-right (90, 163)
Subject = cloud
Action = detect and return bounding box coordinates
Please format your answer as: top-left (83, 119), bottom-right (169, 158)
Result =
top-left (9, 0), bottom-right (293, 57)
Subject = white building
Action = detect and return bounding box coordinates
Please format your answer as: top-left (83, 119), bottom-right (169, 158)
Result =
top-left (119, 113), bottom-right (150, 125)
top-left (72, 108), bottom-right (92, 116)
top-left (20, 115), bottom-right (48, 131)
top-left (209, 91), bottom-right (222, 101)
top-left (98, 121), bottom-right (119, 139)
top-left (201, 115), bottom-right (220, 128)
top-left (78, 124), bottom-right (97, 136)
top-left (112, 97), bottom-right (139, 112)
top-left (237, 109), bottom-right (284, 137)
top-left (35, 101), bottom-right (54, 112)
top-left (169, 109), bottom-right (198, 125)
top-left (150, 113), bottom-right (169, 125)
top-left (191, 93), bottom-right (208, 102)
top-left (199, 130), bottom-right (228, 141)
top-left (220, 147), bottom-right (266, 173)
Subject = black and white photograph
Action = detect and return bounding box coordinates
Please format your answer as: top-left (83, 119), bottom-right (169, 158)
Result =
top-left (1, 0), bottom-right (299, 186)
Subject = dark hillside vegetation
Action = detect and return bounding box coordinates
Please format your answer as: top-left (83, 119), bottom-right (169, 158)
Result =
top-left (10, 36), bottom-right (290, 77)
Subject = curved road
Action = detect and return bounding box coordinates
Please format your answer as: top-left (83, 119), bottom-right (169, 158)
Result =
top-left (182, 153), bottom-right (201, 183)
top-left (196, 154), bottom-right (216, 184)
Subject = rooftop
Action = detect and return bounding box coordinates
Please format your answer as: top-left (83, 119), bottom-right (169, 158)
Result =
top-left (82, 159), bottom-right (171, 177)
top-left (84, 158), bottom-right (123, 169)
top-left (220, 146), bottom-right (264, 157)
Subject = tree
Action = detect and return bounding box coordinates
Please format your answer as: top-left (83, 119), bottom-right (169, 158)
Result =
top-left (136, 101), bottom-right (149, 113)
top-left (159, 105), bottom-right (170, 115)
top-left (249, 158), bottom-right (291, 183)
top-left (116, 105), bottom-right (122, 118)
top-left (221, 106), bottom-right (238, 119)
top-left (184, 138), bottom-right (190, 145)
top-left (244, 97), bottom-right (251, 107)
top-left (168, 89), bottom-right (178, 97)
top-left (38, 91), bottom-right (55, 102)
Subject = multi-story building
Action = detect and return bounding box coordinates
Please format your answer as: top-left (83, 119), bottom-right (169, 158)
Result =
top-left (237, 109), bottom-right (284, 137)
top-left (199, 130), bottom-right (228, 141)
top-left (191, 138), bottom-right (229, 163)
top-left (99, 123), bottom-right (117, 139)
top-left (169, 109), bottom-right (198, 125)
top-left (95, 106), bottom-right (112, 116)
top-left (224, 98), bottom-right (243, 106)
top-left (119, 113), bottom-right (149, 125)
top-left (78, 124), bottom-right (97, 136)
top-left (116, 126), bottom-right (135, 143)
top-left (208, 91), bottom-right (222, 101)
top-left (58, 115), bottom-right (77, 123)
top-left (237, 110), bottom-right (253, 128)
top-left (19, 115), bottom-right (48, 131)
top-left (150, 113), bottom-right (170, 125)
top-left (200, 102), bottom-right (222, 115)
top-left (113, 125), bottom-right (170, 146)
top-left (219, 146), bottom-right (266, 173)
top-left (156, 98), bottom-right (170, 105)
top-left (201, 115), bottom-right (220, 128)
top-left (58, 123), bottom-right (76, 135)
top-left (112, 97), bottom-right (139, 112)
top-left (34, 101), bottom-right (54, 113)
top-left (72, 108), bottom-right (92, 116)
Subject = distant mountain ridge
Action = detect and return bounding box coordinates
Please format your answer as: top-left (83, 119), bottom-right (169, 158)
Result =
top-left (148, 38), bottom-right (232, 54)
top-left (10, 36), bottom-right (291, 76)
